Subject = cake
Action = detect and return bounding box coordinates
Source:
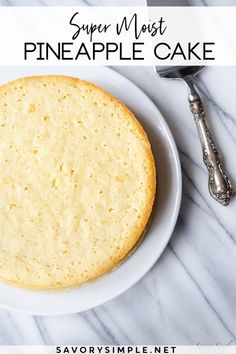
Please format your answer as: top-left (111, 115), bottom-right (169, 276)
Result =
top-left (0, 75), bottom-right (156, 289)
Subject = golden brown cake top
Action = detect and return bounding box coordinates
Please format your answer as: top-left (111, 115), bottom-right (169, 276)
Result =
top-left (0, 75), bottom-right (156, 289)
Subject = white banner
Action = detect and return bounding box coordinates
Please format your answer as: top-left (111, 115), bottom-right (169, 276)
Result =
top-left (0, 7), bottom-right (236, 65)
top-left (0, 346), bottom-right (235, 354)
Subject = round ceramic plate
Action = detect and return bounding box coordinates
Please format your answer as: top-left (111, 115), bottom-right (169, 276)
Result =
top-left (0, 66), bottom-right (182, 315)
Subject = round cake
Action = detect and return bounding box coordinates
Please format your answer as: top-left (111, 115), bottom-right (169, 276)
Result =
top-left (0, 75), bottom-right (156, 289)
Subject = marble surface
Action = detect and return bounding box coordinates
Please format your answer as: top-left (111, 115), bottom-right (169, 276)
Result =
top-left (1, 0), bottom-right (236, 6)
top-left (0, 0), bottom-right (236, 346)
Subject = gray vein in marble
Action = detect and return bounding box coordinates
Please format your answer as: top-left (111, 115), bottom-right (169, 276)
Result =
top-left (136, 281), bottom-right (164, 322)
top-left (0, 312), bottom-right (22, 344)
top-left (198, 81), bottom-right (236, 126)
top-left (139, 279), bottom-right (162, 308)
top-left (0, 0), bottom-right (11, 5)
top-left (200, 261), bottom-right (236, 315)
top-left (33, 316), bottom-right (51, 344)
top-left (181, 164), bottom-right (236, 244)
top-left (0, 0), bottom-right (235, 5)
top-left (196, 81), bottom-right (236, 146)
top-left (39, 0), bottom-right (47, 6)
top-left (79, 311), bottom-right (109, 343)
top-left (179, 147), bottom-right (206, 175)
top-left (146, 255), bottom-right (195, 343)
top-left (91, 309), bottom-right (118, 344)
top-left (6, 312), bottom-right (23, 342)
top-left (81, 0), bottom-right (93, 6)
top-left (98, 306), bottom-right (133, 344)
top-left (178, 199), bottom-right (228, 252)
top-left (76, 315), bottom-right (103, 343)
top-left (169, 244), bottom-right (236, 341)
top-left (181, 187), bottom-right (213, 219)
top-left (179, 151), bottom-right (217, 217)
top-left (80, 310), bottom-right (118, 344)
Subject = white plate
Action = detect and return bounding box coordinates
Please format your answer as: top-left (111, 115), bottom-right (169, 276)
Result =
top-left (0, 66), bottom-right (182, 315)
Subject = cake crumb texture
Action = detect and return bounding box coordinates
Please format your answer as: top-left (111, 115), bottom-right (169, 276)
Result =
top-left (0, 75), bottom-right (156, 289)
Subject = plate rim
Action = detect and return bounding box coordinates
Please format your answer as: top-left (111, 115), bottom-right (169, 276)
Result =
top-left (0, 66), bottom-right (182, 315)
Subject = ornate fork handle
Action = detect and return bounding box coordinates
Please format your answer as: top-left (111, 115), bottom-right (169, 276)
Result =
top-left (190, 99), bottom-right (234, 206)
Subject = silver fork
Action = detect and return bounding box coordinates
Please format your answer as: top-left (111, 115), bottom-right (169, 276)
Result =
top-left (156, 66), bottom-right (234, 206)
